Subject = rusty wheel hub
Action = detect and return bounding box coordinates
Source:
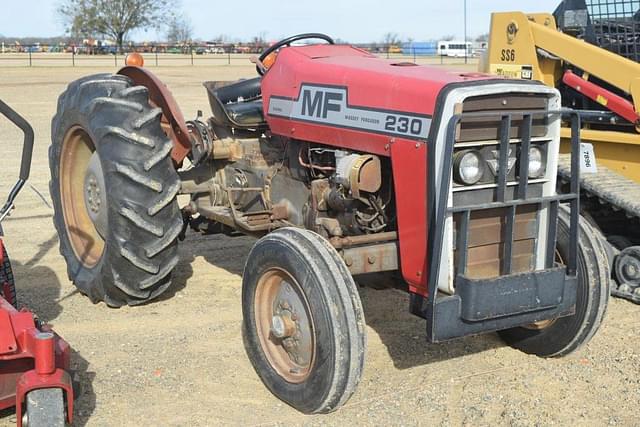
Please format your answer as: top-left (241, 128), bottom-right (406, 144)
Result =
top-left (84, 152), bottom-right (107, 238)
top-left (255, 269), bottom-right (315, 383)
top-left (59, 126), bottom-right (105, 268)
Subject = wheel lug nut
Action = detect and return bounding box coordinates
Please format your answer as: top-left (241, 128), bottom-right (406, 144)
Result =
top-left (271, 315), bottom-right (287, 338)
top-left (271, 314), bottom-right (296, 339)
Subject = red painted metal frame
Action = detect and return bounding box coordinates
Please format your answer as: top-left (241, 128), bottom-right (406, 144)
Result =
top-left (117, 66), bottom-right (192, 164)
top-left (563, 70), bottom-right (639, 124)
top-left (0, 239), bottom-right (74, 426)
top-left (261, 45), bottom-right (494, 295)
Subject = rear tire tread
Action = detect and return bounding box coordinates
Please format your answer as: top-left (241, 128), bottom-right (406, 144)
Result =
top-left (50, 73), bottom-right (181, 306)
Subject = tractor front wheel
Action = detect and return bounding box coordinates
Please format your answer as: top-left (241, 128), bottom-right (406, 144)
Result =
top-left (498, 206), bottom-right (610, 356)
top-left (242, 228), bottom-right (366, 414)
top-left (50, 74), bottom-right (182, 307)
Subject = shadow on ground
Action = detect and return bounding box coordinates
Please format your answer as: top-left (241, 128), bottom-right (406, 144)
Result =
top-left (10, 234), bottom-right (64, 323)
top-left (69, 349), bottom-right (96, 427)
top-left (358, 282), bottom-right (505, 370)
top-left (178, 231), bottom-right (504, 371)
top-left (146, 231), bottom-right (254, 304)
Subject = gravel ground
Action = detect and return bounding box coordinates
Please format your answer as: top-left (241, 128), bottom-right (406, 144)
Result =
top-left (0, 63), bottom-right (638, 426)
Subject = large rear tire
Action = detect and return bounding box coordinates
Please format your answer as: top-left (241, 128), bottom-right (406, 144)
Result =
top-left (498, 206), bottom-right (610, 356)
top-left (50, 74), bottom-right (182, 307)
top-left (242, 228), bottom-right (366, 414)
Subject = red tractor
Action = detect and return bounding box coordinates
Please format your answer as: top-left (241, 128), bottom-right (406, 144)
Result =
top-left (0, 100), bottom-right (74, 426)
top-left (49, 34), bottom-right (609, 413)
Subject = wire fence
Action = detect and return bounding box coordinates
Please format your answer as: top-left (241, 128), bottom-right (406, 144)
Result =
top-left (0, 44), bottom-right (481, 67)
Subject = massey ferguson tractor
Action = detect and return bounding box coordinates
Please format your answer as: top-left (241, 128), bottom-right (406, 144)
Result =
top-left (1, 99), bottom-right (74, 426)
top-left (49, 34), bottom-right (609, 413)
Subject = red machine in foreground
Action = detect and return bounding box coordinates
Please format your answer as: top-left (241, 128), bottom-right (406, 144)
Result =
top-left (0, 100), bottom-right (74, 426)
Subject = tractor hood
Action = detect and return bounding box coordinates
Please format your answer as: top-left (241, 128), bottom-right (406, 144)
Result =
top-left (261, 44), bottom-right (496, 155)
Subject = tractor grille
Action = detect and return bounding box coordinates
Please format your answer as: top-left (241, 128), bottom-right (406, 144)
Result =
top-left (453, 206), bottom-right (537, 279)
top-left (457, 93), bottom-right (548, 142)
top-left (451, 93), bottom-right (551, 279)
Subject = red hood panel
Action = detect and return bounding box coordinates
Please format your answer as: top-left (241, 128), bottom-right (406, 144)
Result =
top-left (262, 44), bottom-right (495, 120)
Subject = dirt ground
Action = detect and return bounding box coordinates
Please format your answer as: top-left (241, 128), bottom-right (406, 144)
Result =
top-left (0, 62), bottom-right (638, 427)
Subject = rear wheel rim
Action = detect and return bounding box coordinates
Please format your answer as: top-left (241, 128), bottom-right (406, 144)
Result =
top-left (254, 268), bottom-right (315, 383)
top-left (60, 126), bottom-right (105, 268)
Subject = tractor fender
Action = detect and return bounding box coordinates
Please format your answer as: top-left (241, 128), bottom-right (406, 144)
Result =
top-left (117, 66), bottom-right (192, 163)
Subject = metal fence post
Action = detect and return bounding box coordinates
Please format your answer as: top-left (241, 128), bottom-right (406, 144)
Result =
top-left (72, 49), bottom-right (75, 67)
top-left (155, 47), bottom-right (159, 66)
top-left (190, 44), bottom-right (194, 65)
top-left (413, 47), bottom-right (416, 63)
top-left (114, 52), bottom-right (117, 67)
top-left (228, 51), bottom-right (231, 65)
top-left (28, 50), bottom-right (32, 67)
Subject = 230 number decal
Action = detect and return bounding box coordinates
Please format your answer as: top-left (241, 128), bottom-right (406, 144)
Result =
top-left (385, 115), bottom-right (423, 136)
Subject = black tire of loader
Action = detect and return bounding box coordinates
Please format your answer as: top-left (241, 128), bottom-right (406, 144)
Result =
top-left (0, 244), bottom-right (17, 307)
top-left (50, 74), bottom-right (182, 307)
top-left (498, 206), bottom-right (610, 357)
top-left (242, 228), bottom-right (366, 414)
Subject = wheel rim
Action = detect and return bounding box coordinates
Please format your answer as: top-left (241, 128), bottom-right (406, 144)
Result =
top-left (60, 126), bottom-right (105, 268)
top-left (254, 268), bottom-right (315, 383)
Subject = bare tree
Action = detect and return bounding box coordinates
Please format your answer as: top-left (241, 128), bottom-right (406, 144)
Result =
top-left (440, 34), bottom-right (456, 41)
top-left (475, 33), bottom-right (489, 42)
top-left (58, 0), bottom-right (174, 51)
top-left (211, 34), bottom-right (229, 44)
top-left (382, 32), bottom-right (401, 46)
top-left (166, 13), bottom-right (193, 45)
top-left (251, 31), bottom-right (267, 53)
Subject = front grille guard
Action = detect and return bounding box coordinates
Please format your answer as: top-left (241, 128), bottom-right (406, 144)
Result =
top-left (425, 109), bottom-right (581, 335)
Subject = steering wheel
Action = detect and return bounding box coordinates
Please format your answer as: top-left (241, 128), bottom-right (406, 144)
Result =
top-left (257, 33), bottom-right (335, 75)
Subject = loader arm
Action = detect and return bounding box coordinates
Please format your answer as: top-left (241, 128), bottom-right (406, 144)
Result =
top-left (486, 12), bottom-right (640, 123)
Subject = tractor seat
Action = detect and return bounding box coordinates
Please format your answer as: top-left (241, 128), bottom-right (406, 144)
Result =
top-left (204, 78), bottom-right (267, 129)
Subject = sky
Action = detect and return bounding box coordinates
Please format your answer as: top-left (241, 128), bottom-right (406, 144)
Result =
top-left (0, 0), bottom-right (563, 43)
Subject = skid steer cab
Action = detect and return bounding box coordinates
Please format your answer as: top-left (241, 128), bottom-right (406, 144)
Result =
top-left (50, 34), bottom-right (609, 414)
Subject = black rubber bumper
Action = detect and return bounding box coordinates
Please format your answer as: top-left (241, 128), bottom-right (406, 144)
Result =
top-left (427, 267), bottom-right (577, 342)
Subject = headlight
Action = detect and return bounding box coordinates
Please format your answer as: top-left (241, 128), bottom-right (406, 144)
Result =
top-left (528, 146), bottom-right (545, 178)
top-left (454, 150), bottom-right (484, 185)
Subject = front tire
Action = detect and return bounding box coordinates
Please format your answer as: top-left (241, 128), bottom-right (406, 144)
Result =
top-left (242, 228), bottom-right (366, 414)
top-left (498, 206), bottom-right (610, 357)
top-left (50, 74), bottom-right (182, 307)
